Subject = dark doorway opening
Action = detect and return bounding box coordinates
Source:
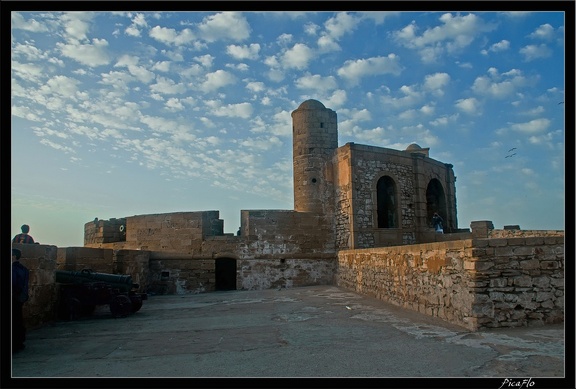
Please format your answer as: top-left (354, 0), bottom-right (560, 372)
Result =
top-left (215, 258), bottom-right (237, 291)
top-left (426, 179), bottom-right (447, 229)
top-left (377, 176), bottom-right (397, 228)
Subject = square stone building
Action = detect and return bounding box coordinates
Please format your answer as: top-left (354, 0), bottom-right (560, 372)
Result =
top-left (292, 99), bottom-right (458, 250)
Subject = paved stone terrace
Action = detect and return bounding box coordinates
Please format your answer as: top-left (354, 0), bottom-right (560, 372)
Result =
top-left (8, 286), bottom-right (569, 387)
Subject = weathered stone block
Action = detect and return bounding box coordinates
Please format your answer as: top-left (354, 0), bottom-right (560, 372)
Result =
top-left (520, 259), bottom-right (540, 270)
top-left (495, 246), bottom-right (515, 257)
top-left (513, 275), bottom-right (532, 287)
top-left (489, 239), bottom-right (508, 247)
top-left (536, 291), bottom-right (554, 302)
top-left (532, 276), bottom-right (551, 288)
top-left (540, 261), bottom-right (560, 269)
top-left (489, 278), bottom-right (508, 288)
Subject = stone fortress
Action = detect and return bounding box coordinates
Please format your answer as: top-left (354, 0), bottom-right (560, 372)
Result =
top-left (14, 100), bottom-right (564, 332)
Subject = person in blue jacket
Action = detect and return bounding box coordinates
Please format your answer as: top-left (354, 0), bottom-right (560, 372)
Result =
top-left (12, 248), bottom-right (29, 353)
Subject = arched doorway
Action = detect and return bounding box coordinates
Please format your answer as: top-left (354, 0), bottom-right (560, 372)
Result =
top-left (215, 258), bottom-right (237, 291)
top-left (426, 179), bottom-right (447, 229)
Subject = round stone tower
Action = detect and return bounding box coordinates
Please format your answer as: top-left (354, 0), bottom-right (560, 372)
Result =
top-left (291, 99), bottom-right (338, 213)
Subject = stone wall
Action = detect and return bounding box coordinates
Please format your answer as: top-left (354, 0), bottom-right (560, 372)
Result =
top-left (241, 209), bottom-right (336, 255)
top-left (84, 217), bottom-right (126, 245)
top-left (57, 246), bottom-right (115, 272)
top-left (84, 211), bottom-right (225, 254)
top-left (238, 258), bottom-right (337, 290)
top-left (12, 244), bottom-right (59, 330)
top-left (148, 252), bottom-right (214, 295)
top-left (337, 233), bottom-right (564, 331)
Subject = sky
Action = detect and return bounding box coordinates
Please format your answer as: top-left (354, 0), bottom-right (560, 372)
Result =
top-left (9, 5), bottom-right (570, 248)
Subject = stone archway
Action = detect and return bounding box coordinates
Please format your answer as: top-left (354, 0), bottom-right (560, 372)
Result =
top-left (215, 258), bottom-right (237, 291)
top-left (426, 179), bottom-right (447, 228)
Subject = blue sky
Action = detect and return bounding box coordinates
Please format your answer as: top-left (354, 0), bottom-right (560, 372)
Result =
top-left (10, 7), bottom-right (569, 247)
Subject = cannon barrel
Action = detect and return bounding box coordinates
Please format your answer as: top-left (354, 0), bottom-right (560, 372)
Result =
top-left (55, 269), bottom-right (137, 293)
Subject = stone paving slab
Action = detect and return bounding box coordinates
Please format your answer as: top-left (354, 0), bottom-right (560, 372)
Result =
top-left (8, 286), bottom-right (570, 387)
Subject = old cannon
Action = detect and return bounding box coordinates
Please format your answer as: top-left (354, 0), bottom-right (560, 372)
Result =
top-left (55, 269), bottom-right (147, 320)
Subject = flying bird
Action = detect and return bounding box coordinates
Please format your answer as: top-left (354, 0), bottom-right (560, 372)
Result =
top-left (558, 101), bottom-right (564, 105)
top-left (508, 147), bottom-right (517, 152)
top-left (505, 153), bottom-right (517, 159)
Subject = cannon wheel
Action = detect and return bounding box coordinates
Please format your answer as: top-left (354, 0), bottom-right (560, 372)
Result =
top-left (130, 295), bottom-right (143, 313)
top-left (110, 295), bottom-right (132, 318)
top-left (62, 297), bottom-right (82, 321)
top-left (81, 304), bottom-right (96, 315)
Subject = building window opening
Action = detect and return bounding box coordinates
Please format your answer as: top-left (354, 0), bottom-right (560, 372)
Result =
top-left (377, 176), bottom-right (397, 228)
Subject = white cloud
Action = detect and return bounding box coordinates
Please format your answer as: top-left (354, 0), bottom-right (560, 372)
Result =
top-left (295, 74), bottom-right (338, 93)
top-left (200, 70), bottom-right (236, 93)
top-left (11, 12), bottom-right (49, 32)
top-left (114, 55), bottom-right (156, 83)
top-left (226, 44), bottom-right (260, 60)
top-left (239, 136), bottom-right (283, 151)
top-left (194, 54), bottom-right (214, 68)
top-left (57, 39), bottom-right (111, 67)
top-left (197, 12), bottom-right (250, 42)
top-left (277, 33), bottom-right (293, 46)
top-left (520, 44), bottom-right (553, 61)
top-left (358, 11), bottom-right (400, 25)
top-left (245, 81), bottom-right (266, 93)
top-left (39, 138), bottom-right (76, 153)
top-left (149, 26), bottom-right (195, 46)
top-left (394, 13), bottom-right (496, 63)
top-left (455, 97), bottom-right (481, 114)
top-left (528, 24), bottom-right (555, 40)
top-left (11, 61), bottom-right (45, 83)
top-left (510, 118), bottom-right (551, 134)
top-left (472, 68), bottom-right (533, 98)
top-left (337, 55), bottom-right (403, 85)
top-left (281, 43), bottom-right (314, 70)
top-left (12, 42), bottom-right (49, 61)
top-left (11, 105), bottom-right (44, 122)
top-left (423, 72), bottom-right (450, 95)
top-left (40, 75), bottom-right (80, 98)
top-left (326, 89), bottom-right (347, 109)
top-left (324, 12), bottom-right (358, 40)
top-left (60, 12), bottom-right (95, 43)
top-left (380, 84), bottom-right (423, 110)
top-left (165, 98), bottom-right (184, 111)
top-left (150, 76), bottom-right (187, 94)
top-left (152, 61), bottom-right (171, 72)
top-left (481, 39), bottom-right (510, 55)
top-left (207, 101), bottom-right (253, 119)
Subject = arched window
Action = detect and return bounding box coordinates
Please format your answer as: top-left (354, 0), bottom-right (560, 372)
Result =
top-left (377, 176), bottom-right (397, 228)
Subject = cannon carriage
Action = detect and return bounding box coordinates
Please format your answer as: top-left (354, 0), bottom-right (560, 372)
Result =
top-left (55, 269), bottom-right (147, 320)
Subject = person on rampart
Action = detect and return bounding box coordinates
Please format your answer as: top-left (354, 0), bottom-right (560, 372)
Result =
top-left (12, 224), bottom-right (36, 244)
top-left (12, 248), bottom-right (29, 353)
top-left (432, 213), bottom-right (444, 233)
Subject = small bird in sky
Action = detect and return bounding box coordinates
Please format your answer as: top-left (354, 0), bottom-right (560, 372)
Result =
top-left (558, 101), bottom-right (564, 105)
top-left (508, 147), bottom-right (517, 152)
top-left (505, 153), bottom-right (517, 159)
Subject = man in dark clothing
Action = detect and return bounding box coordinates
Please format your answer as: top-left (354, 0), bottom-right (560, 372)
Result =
top-left (12, 224), bottom-right (35, 244)
top-left (12, 248), bottom-right (29, 353)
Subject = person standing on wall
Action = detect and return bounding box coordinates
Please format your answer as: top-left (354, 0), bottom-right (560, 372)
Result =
top-left (12, 224), bottom-right (36, 244)
top-left (432, 212), bottom-right (444, 234)
top-left (12, 248), bottom-right (30, 353)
